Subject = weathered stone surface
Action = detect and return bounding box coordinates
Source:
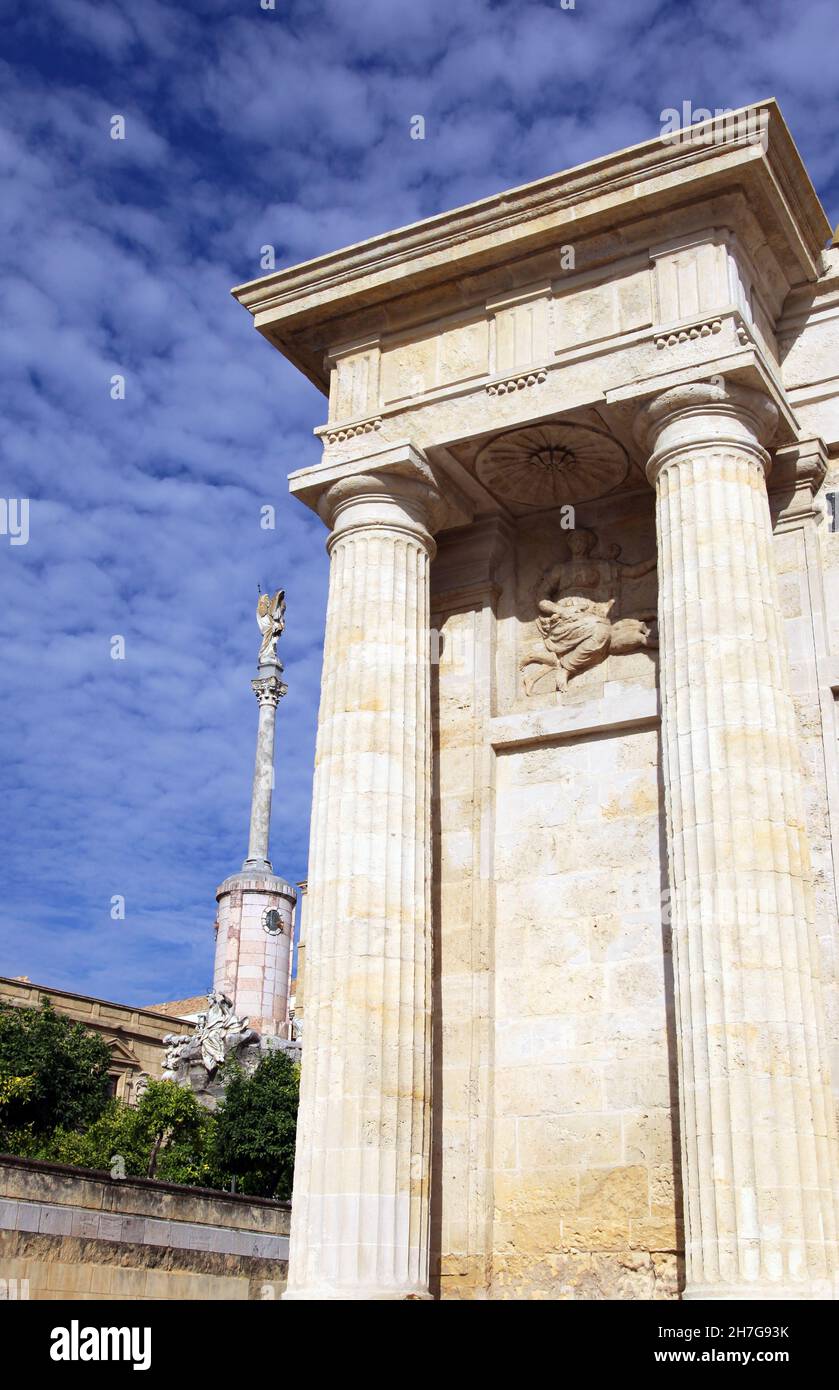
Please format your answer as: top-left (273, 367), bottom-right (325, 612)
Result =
top-left (639, 381), bottom-right (838, 1298)
top-left (0, 1156), bottom-right (289, 1300)
top-left (230, 101), bottom-right (839, 1300)
top-left (283, 454), bottom-right (438, 1300)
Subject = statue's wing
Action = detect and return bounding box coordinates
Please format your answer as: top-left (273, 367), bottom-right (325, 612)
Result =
top-left (271, 589), bottom-right (286, 618)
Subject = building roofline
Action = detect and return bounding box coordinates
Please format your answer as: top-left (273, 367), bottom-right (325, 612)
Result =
top-left (0, 975), bottom-right (197, 1027)
top-left (231, 100), bottom-right (832, 394)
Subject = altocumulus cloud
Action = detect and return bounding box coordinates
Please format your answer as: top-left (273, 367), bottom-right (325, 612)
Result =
top-left (0, 0), bottom-right (837, 1002)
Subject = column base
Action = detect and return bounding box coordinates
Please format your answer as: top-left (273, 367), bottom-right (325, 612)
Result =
top-left (282, 1286), bottom-right (432, 1301)
top-left (683, 1281), bottom-right (836, 1301)
top-left (241, 856), bottom-right (273, 873)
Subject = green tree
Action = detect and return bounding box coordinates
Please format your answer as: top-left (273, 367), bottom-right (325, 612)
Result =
top-left (0, 1073), bottom-right (36, 1156)
top-left (0, 999), bottom-right (112, 1148)
top-left (43, 1099), bottom-right (143, 1175)
top-left (43, 1079), bottom-right (220, 1184)
top-left (131, 1079), bottom-right (216, 1181)
top-left (0, 1000), bottom-right (298, 1198)
top-left (152, 1112), bottom-right (219, 1188)
top-left (214, 1049), bottom-right (299, 1199)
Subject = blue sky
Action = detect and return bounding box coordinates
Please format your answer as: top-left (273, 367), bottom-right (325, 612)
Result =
top-left (1, 0), bottom-right (837, 1006)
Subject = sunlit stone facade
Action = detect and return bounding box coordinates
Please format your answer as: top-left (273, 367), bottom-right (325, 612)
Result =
top-left (234, 102), bottom-right (839, 1300)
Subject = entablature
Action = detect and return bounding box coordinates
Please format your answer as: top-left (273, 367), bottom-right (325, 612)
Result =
top-left (233, 101), bottom-right (831, 401)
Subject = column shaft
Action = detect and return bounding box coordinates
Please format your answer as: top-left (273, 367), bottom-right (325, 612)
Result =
top-left (245, 678), bottom-right (282, 870)
top-left (284, 466), bottom-right (436, 1299)
top-left (641, 383), bottom-right (839, 1299)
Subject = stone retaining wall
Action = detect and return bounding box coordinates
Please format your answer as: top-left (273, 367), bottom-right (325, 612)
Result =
top-left (0, 1155), bottom-right (289, 1300)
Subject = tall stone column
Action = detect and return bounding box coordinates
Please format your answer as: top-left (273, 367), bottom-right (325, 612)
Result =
top-left (213, 597), bottom-right (296, 1038)
top-left (284, 448), bottom-right (440, 1300)
top-left (244, 673), bottom-right (285, 871)
top-left (637, 381), bottom-right (839, 1300)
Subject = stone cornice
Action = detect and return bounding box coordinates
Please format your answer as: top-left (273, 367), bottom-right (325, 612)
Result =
top-left (0, 975), bottom-right (196, 1033)
top-left (777, 247), bottom-right (839, 340)
top-left (289, 440), bottom-right (430, 505)
top-left (216, 872), bottom-right (297, 899)
top-left (232, 101), bottom-right (831, 394)
top-left (315, 314), bottom-right (794, 476)
top-left (607, 345), bottom-right (799, 445)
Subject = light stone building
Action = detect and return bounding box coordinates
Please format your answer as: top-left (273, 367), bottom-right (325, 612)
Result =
top-left (0, 976), bottom-right (198, 1103)
top-left (233, 101), bottom-right (839, 1301)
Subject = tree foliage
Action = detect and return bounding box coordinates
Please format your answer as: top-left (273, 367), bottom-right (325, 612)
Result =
top-left (44, 1100), bottom-right (143, 1175)
top-left (43, 1080), bottom-right (219, 1184)
top-left (0, 999), bottom-right (112, 1147)
top-left (214, 1049), bottom-right (299, 1199)
top-left (0, 1074), bottom-right (34, 1107)
top-left (0, 1000), bottom-right (300, 1200)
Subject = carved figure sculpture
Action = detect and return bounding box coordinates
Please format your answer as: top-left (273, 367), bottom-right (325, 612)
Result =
top-left (162, 992), bottom-right (258, 1077)
top-left (133, 1073), bottom-right (151, 1102)
top-left (522, 528), bottom-right (657, 693)
top-left (194, 991), bottom-right (253, 1071)
top-left (256, 589), bottom-right (286, 667)
top-left (162, 1031), bottom-right (192, 1075)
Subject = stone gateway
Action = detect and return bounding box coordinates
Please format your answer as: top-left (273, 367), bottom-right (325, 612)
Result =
top-left (233, 101), bottom-right (839, 1301)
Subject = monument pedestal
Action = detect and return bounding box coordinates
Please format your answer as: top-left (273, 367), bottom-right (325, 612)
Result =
top-left (214, 870), bottom-right (296, 1039)
top-left (162, 989), bottom-right (301, 1109)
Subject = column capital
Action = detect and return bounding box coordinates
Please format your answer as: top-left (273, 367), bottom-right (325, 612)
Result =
top-left (634, 378), bottom-right (779, 484)
top-left (251, 674), bottom-right (287, 706)
top-left (770, 435), bottom-right (829, 529)
top-left (315, 443), bottom-right (445, 554)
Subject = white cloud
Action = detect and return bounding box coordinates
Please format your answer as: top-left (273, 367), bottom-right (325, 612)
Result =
top-left (0, 0), bottom-right (836, 1002)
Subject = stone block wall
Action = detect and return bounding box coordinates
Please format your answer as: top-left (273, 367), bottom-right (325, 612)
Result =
top-left (0, 1156), bottom-right (289, 1300)
top-left (491, 724), bottom-right (679, 1299)
top-left (432, 503), bottom-right (680, 1299)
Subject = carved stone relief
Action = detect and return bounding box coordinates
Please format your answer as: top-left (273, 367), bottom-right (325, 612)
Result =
top-left (519, 526), bottom-right (658, 694)
top-left (163, 991), bottom-right (257, 1076)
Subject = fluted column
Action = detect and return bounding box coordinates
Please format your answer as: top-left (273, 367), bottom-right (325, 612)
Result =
top-left (637, 381), bottom-right (839, 1300)
top-left (284, 452), bottom-right (440, 1299)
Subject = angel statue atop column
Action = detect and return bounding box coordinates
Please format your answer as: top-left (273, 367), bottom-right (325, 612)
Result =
top-left (520, 528), bottom-right (657, 695)
top-left (256, 588), bottom-right (286, 668)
